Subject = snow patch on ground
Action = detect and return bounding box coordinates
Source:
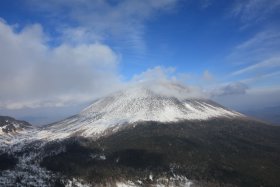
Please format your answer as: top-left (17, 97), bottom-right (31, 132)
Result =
top-left (115, 175), bottom-right (193, 187)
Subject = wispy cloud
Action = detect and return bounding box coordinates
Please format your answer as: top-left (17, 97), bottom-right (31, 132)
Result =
top-left (240, 71), bottom-right (280, 84)
top-left (228, 29), bottom-right (280, 85)
top-left (202, 70), bottom-right (213, 81)
top-left (232, 57), bottom-right (280, 75)
top-left (25, 0), bottom-right (178, 52)
top-left (228, 30), bottom-right (280, 65)
top-left (231, 0), bottom-right (280, 25)
top-left (210, 82), bottom-right (249, 97)
top-left (199, 0), bottom-right (213, 9)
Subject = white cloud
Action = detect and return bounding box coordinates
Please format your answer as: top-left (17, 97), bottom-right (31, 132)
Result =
top-left (129, 66), bottom-right (206, 99)
top-left (0, 0), bottom-right (180, 119)
top-left (132, 66), bottom-right (177, 82)
top-left (0, 19), bottom-right (122, 109)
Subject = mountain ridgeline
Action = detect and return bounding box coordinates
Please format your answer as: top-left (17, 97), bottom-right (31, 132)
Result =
top-left (0, 83), bottom-right (280, 187)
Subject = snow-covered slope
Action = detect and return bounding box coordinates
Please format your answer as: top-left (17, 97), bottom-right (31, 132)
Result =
top-left (36, 84), bottom-right (244, 140)
top-left (0, 116), bottom-right (35, 149)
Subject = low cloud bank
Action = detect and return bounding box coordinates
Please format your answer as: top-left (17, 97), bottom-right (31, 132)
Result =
top-left (0, 20), bottom-right (122, 109)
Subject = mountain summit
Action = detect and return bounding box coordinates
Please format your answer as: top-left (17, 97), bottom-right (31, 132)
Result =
top-left (41, 83), bottom-right (243, 140)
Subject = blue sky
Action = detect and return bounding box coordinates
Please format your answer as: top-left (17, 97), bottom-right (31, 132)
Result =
top-left (0, 0), bottom-right (280, 124)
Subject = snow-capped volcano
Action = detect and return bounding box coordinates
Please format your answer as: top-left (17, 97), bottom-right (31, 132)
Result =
top-left (2, 84), bottom-right (280, 187)
top-left (81, 85), bottom-right (242, 123)
top-left (38, 83), bottom-right (243, 140)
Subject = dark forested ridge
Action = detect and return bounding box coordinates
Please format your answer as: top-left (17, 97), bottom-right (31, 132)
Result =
top-left (40, 118), bottom-right (280, 187)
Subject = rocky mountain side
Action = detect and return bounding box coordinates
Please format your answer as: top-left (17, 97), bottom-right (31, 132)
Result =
top-left (0, 116), bottom-right (32, 134)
